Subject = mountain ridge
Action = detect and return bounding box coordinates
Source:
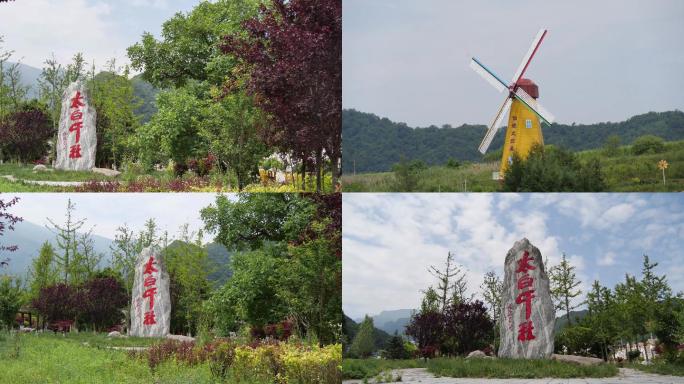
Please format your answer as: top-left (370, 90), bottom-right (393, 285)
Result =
top-left (343, 109), bottom-right (684, 173)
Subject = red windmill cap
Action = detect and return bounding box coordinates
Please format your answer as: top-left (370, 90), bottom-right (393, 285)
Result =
top-left (516, 78), bottom-right (539, 99)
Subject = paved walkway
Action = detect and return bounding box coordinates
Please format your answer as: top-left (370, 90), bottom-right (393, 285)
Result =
top-left (2, 175), bottom-right (87, 187)
top-left (343, 367), bottom-right (684, 384)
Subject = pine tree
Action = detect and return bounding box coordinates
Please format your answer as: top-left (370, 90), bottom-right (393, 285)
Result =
top-left (384, 331), bottom-right (408, 359)
top-left (429, 251), bottom-right (468, 312)
top-left (350, 315), bottom-right (375, 358)
top-left (46, 199), bottom-right (86, 284)
top-left (549, 253), bottom-right (582, 325)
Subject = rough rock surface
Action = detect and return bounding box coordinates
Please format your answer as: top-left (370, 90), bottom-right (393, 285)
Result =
top-left (130, 247), bottom-right (170, 337)
top-left (92, 167), bottom-right (121, 177)
top-left (32, 164), bottom-right (47, 171)
top-left (498, 238), bottom-right (555, 359)
top-left (552, 354), bottom-right (604, 366)
top-left (55, 81), bottom-right (97, 171)
top-left (167, 334), bottom-right (195, 343)
top-left (107, 331), bottom-right (122, 337)
top-left (466, 350), bottom-right (492, 359)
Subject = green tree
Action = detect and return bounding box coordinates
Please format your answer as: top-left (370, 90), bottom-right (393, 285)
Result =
top-left (549, 254), bottom-right (582, 326)
top-left (37, 54), bottom-right (66, 139)
top-left (481, 271), bottom-right (503, 324)
top-left (136, 87), bottom-right (205, 172)
top-left (631, 135), bottom-right (665, 155)
top-left (200, 90), bottom-right (269, 190)
top-left (27, 242), bottom-right (58, 299)
top-left (0, 275), bottom-right (22, 329)
top-left (429, 251), bottom-right (468, 312)
top-left (350, 315), bottom-right (375, 358)
top-left (164, 225), bottom-right (212, 335)
top-left (603, 134), bottom-right (621, 157)
top-left (383, 331), bottom-right (409, 359)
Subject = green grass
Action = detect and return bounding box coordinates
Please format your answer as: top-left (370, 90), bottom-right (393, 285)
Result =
top-left (342, 359), bottom-right (427, 379)
top-left (0, 332), bottom-right (217, 383)
top-left (343, 358), bottom-right (618, 379)
top-left (427, 357), bottom-right (618, 378)
top-left (342, 140), bottom-right (684, 192)
top-left (627, 362), bottom-right (684, 376)
top-left (0, 163), bottom-right (114, 181)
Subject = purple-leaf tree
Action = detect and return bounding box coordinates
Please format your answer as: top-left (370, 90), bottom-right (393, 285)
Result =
top-left (0, 196), bottom-right (22, 261)
top-left (221, 0), bottom-right (342, 192)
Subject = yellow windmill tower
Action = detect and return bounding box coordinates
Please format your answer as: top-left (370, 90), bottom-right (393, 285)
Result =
top-left (470, 28), bottom-right (555, 179)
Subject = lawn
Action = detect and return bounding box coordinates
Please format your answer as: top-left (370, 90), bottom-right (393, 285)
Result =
top-left (342, 358), bottom-right (618, 380)
top-left (341, 140), bottom-right (684, 192)
top-left (0, 332), bottom-right (215, 384)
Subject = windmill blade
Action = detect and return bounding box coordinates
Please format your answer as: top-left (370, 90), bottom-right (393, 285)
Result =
top-left (513, 87), bottom-right (555, 124)
top-left (470, 57), bottom-right (507, 93)
top-left (511, 28), bottom-right (547, 84)
top-left (479, 97), bottom-right (512, 154)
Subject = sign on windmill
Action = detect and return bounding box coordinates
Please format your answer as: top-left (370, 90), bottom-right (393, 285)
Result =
top-left (469, 28), bottom-right (555, 180)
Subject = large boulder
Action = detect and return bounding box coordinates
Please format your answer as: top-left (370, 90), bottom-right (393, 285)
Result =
top-left (129, 247), bottom-right (170, 337)
top-left (498, 238), bottom-right (555, 359)
top-left (552, 354), bottom-right (604, 366)
top-left (55, 81), bottom-right (97, 171)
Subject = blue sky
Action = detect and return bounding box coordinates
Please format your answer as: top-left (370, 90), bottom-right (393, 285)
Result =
top-left (343, 193), bottom-right (684, 319)
top-left (343, 0), bottom-right (684, 127)
top-left (0, 0), bottom-right (198, 69)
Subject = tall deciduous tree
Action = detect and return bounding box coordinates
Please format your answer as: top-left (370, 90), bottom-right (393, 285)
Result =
top-left (221, 0), bottom-right (342, 191)
top-left (0, 196), bottom-right (22, 254)
top-left (481, 270), bottom-right (503, 324)
top-left (550, 253), bottom-right (583, 326)
top-left (28, 242), bottom-right (58, 299)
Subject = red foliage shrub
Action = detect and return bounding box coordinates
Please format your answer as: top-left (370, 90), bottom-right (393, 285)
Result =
top-left (0, 103), bottom-right (53, 162)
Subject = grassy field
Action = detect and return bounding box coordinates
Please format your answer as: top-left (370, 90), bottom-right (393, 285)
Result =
top-left (342, 140), bottom-right (684, 192)
top-left (0, 332), bottom-right (215, 384)
top-left (627, 362), bottom-right (684, 376)
top-left (342, 358), bottom-right (618, 380)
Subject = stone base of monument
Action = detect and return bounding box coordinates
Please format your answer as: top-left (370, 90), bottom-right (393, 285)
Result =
top-left (552, 354), bottom-right (605, 366)
top-left (92, 167), bottom-right (121, 177)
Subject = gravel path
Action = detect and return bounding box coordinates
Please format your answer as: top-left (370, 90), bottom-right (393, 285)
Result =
top-left (343, 367), bottom-right (684, 384)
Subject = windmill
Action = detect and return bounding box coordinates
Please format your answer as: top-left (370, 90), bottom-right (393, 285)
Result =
top-left (470, 28), bottom-right (555, 179)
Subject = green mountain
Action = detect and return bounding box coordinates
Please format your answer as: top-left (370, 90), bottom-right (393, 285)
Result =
top-left (554, 309), bottom-right (589, 332)
top-left (356, 309), bottom-right (413, 336)
top-left (342, 109), bottom-right (684, 173)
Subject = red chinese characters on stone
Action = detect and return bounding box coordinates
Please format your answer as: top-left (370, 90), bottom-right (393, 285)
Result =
top-left (518, 321), bottom-right (536, 341)
top-left (67, 90), bottom-right (85, 159)
top-left (515, 251), bottom-right (536, 274)
top-left (515, 250), bottom-right (536, 342)
top-left (142, 256), bottom-right (158, 325)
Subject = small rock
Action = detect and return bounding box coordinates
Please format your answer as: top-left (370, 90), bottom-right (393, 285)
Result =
top-left (33, 164), bottom-right (48, 171)
top-left (108, 331), bottom-right (122, 337)
top-left (166, 334), bottom-right (195, 343)
top-left (92, 167), bottom-right (121, 177)
top-left (466, 350), bottom-right (488, 359)
top-left (552, 354), bottom-right (604, 366)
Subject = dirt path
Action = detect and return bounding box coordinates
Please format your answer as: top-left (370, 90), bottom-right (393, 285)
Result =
top-left (2, 175), bottom-right (87, 187)
top-left (343, 367), bottom-right (684, 384)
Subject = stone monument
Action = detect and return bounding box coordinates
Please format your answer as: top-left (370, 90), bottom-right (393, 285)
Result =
top-left (498, 238), bottom-right (555, 359)
top-left (130, 247), bottom-right (170, 337)
top-left (55, 81), bottom-right (97, 171)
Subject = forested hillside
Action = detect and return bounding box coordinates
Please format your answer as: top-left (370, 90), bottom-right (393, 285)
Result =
top-left (343, 109), bottom-right (684, 173)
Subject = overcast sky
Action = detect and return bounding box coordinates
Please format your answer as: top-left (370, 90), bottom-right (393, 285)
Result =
top-left (6, 193), bottom-right (222, 240)
top-left (343, 0), bottom-right (684, 127)
top-left (343, 193), bottom-right (684, 319)
top-left (0, 0), bottom-right (197, 70)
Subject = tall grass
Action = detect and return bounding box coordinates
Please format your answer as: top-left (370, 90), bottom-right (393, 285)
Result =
top-left (427, 357), bottom-right (618, 378)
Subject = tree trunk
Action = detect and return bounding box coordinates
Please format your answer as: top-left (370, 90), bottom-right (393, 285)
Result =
top-left (301, 159), bottom-right (306, 191)
top-left (315, 149), bottom-right (322, 193)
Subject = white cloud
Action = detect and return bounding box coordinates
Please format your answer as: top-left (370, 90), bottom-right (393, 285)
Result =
top-left (598, 251), bottom-right (616, 266)
top-left (0, 0), bottom-right (124, 68)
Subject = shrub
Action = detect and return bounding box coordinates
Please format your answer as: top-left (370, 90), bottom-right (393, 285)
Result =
top-left (0, 102), bottom-right (52, 163)
top-left (632, 135), bottom-right (665, 155)
top-left (31, 283), bottom-right (78, 324)
top-left (382, 333), bottom-right (410, 359)
top-left (445, 158), bottom-right (460, 168)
